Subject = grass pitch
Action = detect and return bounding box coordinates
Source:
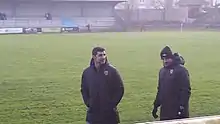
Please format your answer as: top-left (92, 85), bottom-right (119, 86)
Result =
top-left (0, 32), bottom-right (220, 124)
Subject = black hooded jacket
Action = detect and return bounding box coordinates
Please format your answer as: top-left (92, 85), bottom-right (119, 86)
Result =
top-left (173, 53), bottom-right (185, 65)
top-left (154, 59), bottom-right (191, 120)
top-left (154, 46), bottom-right (191, 120)
top-left (81, 58), bottom-right (124, 124)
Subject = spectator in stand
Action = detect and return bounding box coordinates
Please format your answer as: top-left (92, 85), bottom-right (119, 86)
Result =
top-left (3, 13), bottom-right (7, 20)
top-left (0, 13), bottom-right (3, 20)
top-left (86, 24), bottom-right (91, 32)
top-left (45, 13), bottom-right (52, 20)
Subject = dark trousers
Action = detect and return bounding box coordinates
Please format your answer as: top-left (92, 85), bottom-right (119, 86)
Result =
top-left (86, 122), bottom-right (118, 124)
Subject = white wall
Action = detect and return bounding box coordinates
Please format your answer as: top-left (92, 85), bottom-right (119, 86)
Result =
top-left (136, 115), bottom-right (220, 124)
top-left (165, 7), bottom-right (188, 22)
top-left (15, 3), bottom-right (49, 17)
top-left (14, 2), bottom-right (114, 17)
top-left (51, 3), bottom-right (81, 17)
top-left (83, 3), bottom-right (113, 17)
top-left (0, 3), bottom-right (13, 16)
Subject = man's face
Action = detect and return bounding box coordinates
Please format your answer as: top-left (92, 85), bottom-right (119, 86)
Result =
top-left (93, 51), bottom-right (107, 65)
top-left (163, 57), bottom-right (173, 67)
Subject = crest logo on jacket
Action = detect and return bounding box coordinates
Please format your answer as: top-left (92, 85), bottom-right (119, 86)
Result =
top-left (170, 69), bottom-right (174, 74)
top-left (104, 70), bottom-right (109, 76)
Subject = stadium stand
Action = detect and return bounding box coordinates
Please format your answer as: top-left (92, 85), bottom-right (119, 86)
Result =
top-left (0, 0), bottom-right (125, 31)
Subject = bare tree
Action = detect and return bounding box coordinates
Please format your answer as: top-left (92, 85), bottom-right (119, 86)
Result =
top-left (151, 0), bottom-right (165, 9)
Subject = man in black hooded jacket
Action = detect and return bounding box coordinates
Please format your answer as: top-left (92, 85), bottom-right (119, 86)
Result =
top-left (173, 52), bottom-right (185, 65)
top-left (81, 47), bottom-right (124, 124)
top-left (152, 46), bottom-right (191, 121)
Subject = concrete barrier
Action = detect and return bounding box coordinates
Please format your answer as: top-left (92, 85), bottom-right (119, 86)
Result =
top-left (136, 115), bottom-right (220, 124)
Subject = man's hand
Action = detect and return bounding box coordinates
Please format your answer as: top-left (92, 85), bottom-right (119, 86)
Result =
top-left (177, 106), bottom-right (184, 117)
top-left (152, 107), bottom-right (159, 119)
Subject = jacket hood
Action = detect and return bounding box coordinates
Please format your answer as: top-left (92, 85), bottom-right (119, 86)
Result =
top-left (160, 46), bottom-right (173, 60)
top-left (173, 53), bottom-right (185, 65)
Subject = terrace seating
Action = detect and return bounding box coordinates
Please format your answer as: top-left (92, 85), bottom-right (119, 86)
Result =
top-left (0, 17), bottom-right (116, 28)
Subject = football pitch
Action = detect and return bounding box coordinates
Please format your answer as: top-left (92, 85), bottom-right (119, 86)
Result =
top-left (0, 32), bottom-right (220, 124)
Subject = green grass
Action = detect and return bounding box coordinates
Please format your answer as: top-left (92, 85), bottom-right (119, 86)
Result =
top-left (1, 32), bottom-right (220, 124)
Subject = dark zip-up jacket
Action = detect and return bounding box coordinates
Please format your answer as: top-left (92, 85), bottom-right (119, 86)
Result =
top-left (154, 62), bottom-right (191, 121)
top-left (81, 59), bottom-right (124, 124)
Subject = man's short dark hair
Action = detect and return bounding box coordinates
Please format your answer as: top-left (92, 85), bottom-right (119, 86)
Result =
top-left (92, 47), bottom-right (105, 56)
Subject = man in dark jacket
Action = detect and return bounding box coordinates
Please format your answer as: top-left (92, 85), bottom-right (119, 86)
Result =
top-left (173, 52), bottom-right (185, 65)
top-left (152, 46), bottom-right (191, 121)
top-left (81, 47), bottom-right (124, 124)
